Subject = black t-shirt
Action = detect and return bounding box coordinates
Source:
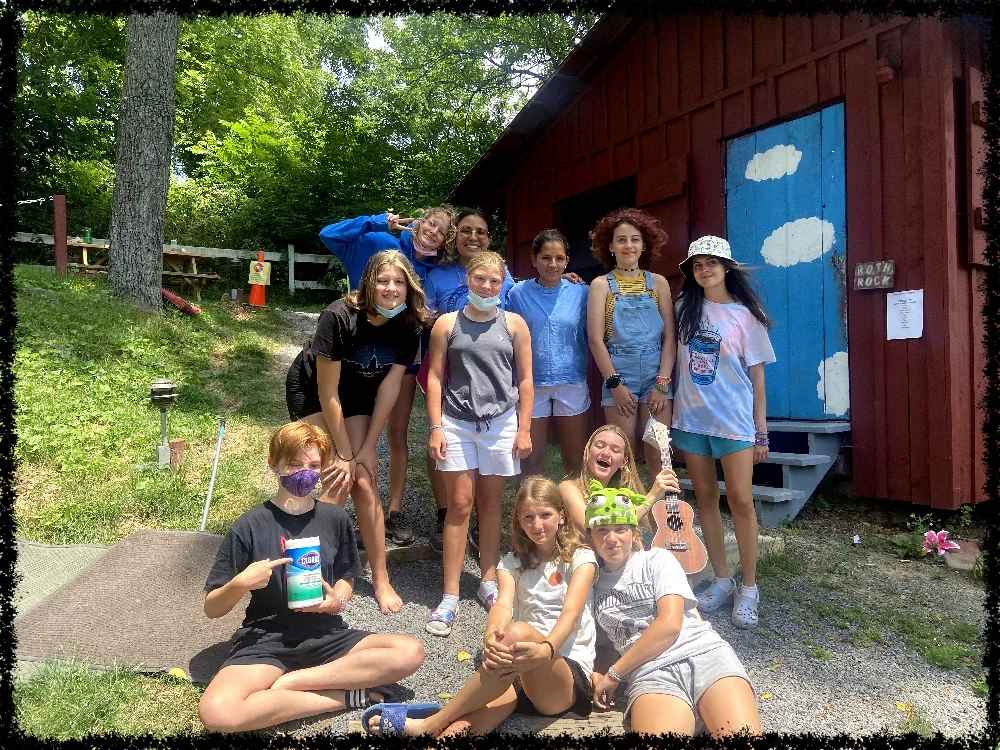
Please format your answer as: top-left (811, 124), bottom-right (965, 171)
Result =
top-left (295, 299), bottom-right (420, 401)
top-left (204, 500), bottom-right (361, 637)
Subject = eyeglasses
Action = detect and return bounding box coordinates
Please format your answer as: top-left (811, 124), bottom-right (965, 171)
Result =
top-left (459, 228), bottom-right (489, 237)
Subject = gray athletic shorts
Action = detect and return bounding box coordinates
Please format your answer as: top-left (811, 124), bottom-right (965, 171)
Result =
top-left (624, 642), bottom-right (753, 727)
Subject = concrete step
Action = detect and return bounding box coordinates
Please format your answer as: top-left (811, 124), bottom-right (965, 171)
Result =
top-left (678, 478), bottom-right (805, 505)
top-left (766, 419), bottom-right (850, 433)
top-left (763, 451), bottom-right (832, 467)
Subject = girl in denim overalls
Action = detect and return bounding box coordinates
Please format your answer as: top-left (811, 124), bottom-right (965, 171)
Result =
top-left (586, 209), bottom-right (676, 470)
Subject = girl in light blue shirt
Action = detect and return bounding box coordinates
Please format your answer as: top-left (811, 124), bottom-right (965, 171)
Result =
top-left (506, 230), bottom-right (591, 476)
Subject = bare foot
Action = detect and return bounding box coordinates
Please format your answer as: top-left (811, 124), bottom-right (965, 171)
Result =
top-left (373, 581), bottom-right (403, 614)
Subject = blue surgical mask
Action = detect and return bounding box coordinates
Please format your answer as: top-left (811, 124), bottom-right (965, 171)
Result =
top-left (467, 290), bottom-right (500, 311)
top-left (279, 469), bottom-right (321, 498)
top-left (374, 301), bottom-right (407, 319)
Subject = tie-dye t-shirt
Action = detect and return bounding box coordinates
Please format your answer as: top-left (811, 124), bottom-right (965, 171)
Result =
top-left (671, 300), bottom-right (775, 442)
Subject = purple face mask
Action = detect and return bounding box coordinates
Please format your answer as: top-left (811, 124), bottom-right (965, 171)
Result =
top-left (279, 469), bottom-right (321, 498)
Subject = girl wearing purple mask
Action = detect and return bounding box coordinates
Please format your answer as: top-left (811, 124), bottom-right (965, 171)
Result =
top-left (285, 250), bottom-right (430, 614)
top-left (199, 421), bottom-right (425, 733)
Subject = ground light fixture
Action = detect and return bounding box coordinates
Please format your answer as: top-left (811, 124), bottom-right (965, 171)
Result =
top-left (149, 379), bottom-right (178, 468)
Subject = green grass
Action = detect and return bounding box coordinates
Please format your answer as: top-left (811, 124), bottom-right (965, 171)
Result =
top-left (897, 706), bottom-right (935, 737)
top-left (972, 676), bottom-right (988, 697)
top-left (15, 661), bottom-right (203, 738)
top-left (807, 645), bottom-right (833, 661)
top-left (15, 265), bottom-right (296, 543)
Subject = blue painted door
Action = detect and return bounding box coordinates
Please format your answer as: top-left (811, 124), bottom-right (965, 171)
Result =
top-left (725, 103), bottom-right (848, 420)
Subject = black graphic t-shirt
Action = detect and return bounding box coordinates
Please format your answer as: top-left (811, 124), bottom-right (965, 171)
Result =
top-left (297, 299), bottom-right (420, 404)
top-left (204, 500), bottom-right (361, 637)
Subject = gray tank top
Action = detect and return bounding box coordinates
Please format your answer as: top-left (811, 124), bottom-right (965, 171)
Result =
top-left (444, 309), bottom-right (517, 428)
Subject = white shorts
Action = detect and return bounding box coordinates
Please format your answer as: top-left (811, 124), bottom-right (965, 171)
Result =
top-left (436, 406), bottom-right (521, 476)
top-left (531, 382), bottom-right (591, 419)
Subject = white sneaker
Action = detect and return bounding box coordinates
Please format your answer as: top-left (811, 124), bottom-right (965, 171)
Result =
top-left (731, 589), bottom-right (760, 629)
top-left (696, 577), bottom-right (735, 613)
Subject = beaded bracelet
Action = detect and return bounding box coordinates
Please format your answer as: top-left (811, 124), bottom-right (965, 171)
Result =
top-left (607, 665), bottom-right (625, 683)
top-left (754, 431), bottom-right (769, 447)
top-left (653, 382), bottom-right (670, 395)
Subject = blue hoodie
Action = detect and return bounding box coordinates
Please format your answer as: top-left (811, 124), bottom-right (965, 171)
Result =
top-left (318, 213), bottom-right (442, 289)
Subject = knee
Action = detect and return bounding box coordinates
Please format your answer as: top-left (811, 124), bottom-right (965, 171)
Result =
top-left (726, 493), bottom-right (756, 515)
top-left (199, 694), bottom-right (243, 734)
top-left (447, 497), bottom-right (474, 520)
top-left (351, 480), bottom-right (378, 506)
top-left (502, 621), bottom-right (537, 644)
top-left (397, 636), bottom-right (426, 673)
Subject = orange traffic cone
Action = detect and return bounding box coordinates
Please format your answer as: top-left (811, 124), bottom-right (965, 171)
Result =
top-left (248, 250), bottom-right (267, 307)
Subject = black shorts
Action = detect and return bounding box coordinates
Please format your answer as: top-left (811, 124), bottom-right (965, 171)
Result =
top-left (221, 626), bottom-right (371, 672)
top-left (285, 353), bottom-right (378, 420)
top-left (514, 656), bottom-right (593, 718)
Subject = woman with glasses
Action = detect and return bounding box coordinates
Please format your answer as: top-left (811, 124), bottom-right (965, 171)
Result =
top-left (420, 209), bottom-right (516, 552)
top-left (318, 207), bottom-right (455, 547)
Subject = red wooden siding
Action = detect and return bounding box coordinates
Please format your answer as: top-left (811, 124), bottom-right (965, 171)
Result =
top-left (484, 13), bottom-right (987, 508)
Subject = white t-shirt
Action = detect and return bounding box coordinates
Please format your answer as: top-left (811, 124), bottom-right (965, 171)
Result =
top-left (593, 548), bottom-right (726, 682)
top-left (497, 546), bottom-right (598, 675)
top-left (672, 300), bottom-right (776, 442)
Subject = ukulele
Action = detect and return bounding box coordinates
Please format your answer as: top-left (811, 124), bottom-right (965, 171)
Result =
top-left (642, 417), bottom-right (708, 575)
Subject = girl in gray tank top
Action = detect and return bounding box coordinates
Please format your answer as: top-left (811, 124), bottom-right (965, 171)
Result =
top-left (443, 309), bottom-right (518, 429)
top-left (425, 248), bottom-right (535, 638)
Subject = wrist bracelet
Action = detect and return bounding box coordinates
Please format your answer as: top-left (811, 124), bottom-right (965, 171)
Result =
top-left (655, 375), bottom-right (671, 385)
top-left (654, 382), bottom-right (670, 395)
top-left (607, 665), bottom-right (625, 683)
top-left (541, 640), bottom-right (556, 660)
top-left (429, 424), bottom-right (443, 431)
top-left (755, 436), bottom-right (769, 447)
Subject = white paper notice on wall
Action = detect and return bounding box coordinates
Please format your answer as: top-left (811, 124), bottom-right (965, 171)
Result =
top-left (886, 289), bottom-right (924, 340)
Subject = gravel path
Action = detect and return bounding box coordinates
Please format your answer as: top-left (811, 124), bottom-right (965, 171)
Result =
top-left (270, 309), bottom-right (986, 738)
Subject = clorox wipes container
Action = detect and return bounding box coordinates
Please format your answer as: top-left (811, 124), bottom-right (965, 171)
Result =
top-left (285, 537), bottom-right (324, 609)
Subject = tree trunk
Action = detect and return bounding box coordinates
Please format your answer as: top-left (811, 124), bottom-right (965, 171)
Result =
top-left (108, 13), bottom-right (179, 313)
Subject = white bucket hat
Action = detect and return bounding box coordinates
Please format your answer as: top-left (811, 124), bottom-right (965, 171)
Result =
top-left (679, 235), bottom-right (743, 272)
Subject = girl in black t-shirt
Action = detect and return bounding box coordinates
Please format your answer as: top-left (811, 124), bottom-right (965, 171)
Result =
top-left (285, 250), bottom-right (429, 614)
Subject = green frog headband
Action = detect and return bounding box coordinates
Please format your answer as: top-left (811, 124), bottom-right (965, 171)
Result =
top-left (585, 480), bottom-right (649, 528)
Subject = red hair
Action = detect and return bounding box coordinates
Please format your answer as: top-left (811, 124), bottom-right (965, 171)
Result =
top-left (268, 422), bottom-right (332, 469)
top-left (590, 208), bottom-right (669, 269)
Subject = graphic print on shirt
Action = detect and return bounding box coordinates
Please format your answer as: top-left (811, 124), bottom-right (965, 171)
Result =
top-left (688, 316), bottom-right (722, 386)
top-left (350, 341), bottom-right (398, 380)
top-left (595, 581), bottom-right (656, 649)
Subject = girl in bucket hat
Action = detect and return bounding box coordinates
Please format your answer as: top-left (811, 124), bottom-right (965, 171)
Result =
top-left (585, 480), bottom-right (761, 737)
top-left (669, 235), bottom-right (775, 629)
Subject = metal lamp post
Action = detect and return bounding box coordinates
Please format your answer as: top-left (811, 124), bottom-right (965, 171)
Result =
top-left (149, 379), bottom-right (178, 468)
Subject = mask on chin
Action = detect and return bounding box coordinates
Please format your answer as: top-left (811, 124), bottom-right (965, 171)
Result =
top-left (467, 290), bottom-right (500, 311)
top-left (374, 301), bottom-right (407, 319)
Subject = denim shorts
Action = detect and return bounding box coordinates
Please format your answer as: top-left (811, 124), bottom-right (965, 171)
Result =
top-left (601, 346), bottom-right (662, 406)
top-left (672, 429), bottom-right (753, 459)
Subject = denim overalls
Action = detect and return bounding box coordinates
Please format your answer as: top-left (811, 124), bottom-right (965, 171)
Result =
top-left (601, 271), bottom-right (664, 406)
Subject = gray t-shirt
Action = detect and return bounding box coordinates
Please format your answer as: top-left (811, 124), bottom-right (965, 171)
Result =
top-left (593, 548), bottom-right (726, 682)
top-left (498, 546), bottom-right (598, 675)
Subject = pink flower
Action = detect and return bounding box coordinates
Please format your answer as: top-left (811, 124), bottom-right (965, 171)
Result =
top-left (923, 530), bottom-right (961, 556)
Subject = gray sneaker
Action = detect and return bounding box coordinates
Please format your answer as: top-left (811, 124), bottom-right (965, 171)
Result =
top-left (731, 589), bottom-right (760, 629)
top-left (696, 577), bottom-right (736, 613)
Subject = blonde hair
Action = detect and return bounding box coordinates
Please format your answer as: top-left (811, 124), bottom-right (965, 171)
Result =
top-left (465, 250), bottom-right (506, 279)
top-left (345, 250), bottom-right (430, 328)
top-left (414, 205), bottom-right (456, 250)
top-left (268, 422), bottom-right (332, 470)
top-left (511, 476), bottom-right (583, 570)
top-left (576, 425), bottom-right (646, 496)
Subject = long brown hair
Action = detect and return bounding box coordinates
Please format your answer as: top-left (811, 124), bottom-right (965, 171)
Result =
top-left (344, 250), bottom-right (430, 328)
top-left (511, 476), bottom-right (582, 570)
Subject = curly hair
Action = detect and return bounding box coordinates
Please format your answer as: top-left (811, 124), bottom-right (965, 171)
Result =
top-left (511, 475), bottom-right (583, 570)
top-left (590, 208), bottom-right (669, 270)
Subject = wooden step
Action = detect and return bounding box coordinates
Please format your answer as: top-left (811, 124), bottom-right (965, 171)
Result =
top-left (765, 420), bottom-right (850, 433)
top-left (762, 452), bottom-right (831, 467)
top-left (678, 478), bottom-right (805, 505)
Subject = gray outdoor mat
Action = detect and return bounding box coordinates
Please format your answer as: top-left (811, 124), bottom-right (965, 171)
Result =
top-left (15, 529), bottom-right (243, 683)
top-left (16, 539), bottom-right (109, 618)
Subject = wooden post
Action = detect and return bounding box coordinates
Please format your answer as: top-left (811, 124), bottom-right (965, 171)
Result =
top-left (53, 194), bottom-right (67, 277)
top-left (287, 243), bottom-right (296, 296)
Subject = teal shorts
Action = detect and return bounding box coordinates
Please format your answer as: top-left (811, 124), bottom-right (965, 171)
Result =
top-left (672, 429), bottom-right (753, 459)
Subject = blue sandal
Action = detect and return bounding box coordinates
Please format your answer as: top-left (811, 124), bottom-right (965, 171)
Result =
top-left (425, 604), bottom-right (457, 636)
top-left (361, 701), bottom-right (442, 736)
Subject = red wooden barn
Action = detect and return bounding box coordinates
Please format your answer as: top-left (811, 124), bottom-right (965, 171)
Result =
top-left (450, 12), bottom-right (988, 518)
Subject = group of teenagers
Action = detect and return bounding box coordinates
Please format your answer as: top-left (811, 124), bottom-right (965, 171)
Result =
top-left (199, 205), bottom-right (775, 738)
